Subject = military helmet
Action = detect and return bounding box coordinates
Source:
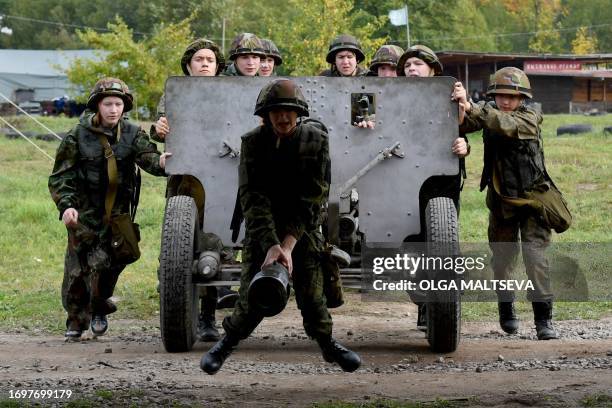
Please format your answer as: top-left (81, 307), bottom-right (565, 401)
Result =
top-left (260, 38), bottom-right (283, 66)
top-left (487, 67), bottom-right (532, 99)
top-left (180, 38), bottom-right (225, 76)
top-left (254, 79), bottom-right (309, 118)
top-left (369, 44), bottom-right (404, 72)
top-left (397, 44), bottom-right (443, 76)
top-left (86, 77), bottom-right (133, 112)
top-left (326, 34), bottom-right (365, 64)
top-left (228, 32), bottom-right (266, 61)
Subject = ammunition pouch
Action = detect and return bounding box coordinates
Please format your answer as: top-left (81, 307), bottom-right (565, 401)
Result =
top-left (321, 244), bottom-right (344, 308)
top-left (110, 213), bottom-right (141, 264)
top-left (522, 184), bottom-right (572, 233)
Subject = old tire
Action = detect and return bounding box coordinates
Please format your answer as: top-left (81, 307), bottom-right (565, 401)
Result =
top-left (556, 124), bottom-right (593, 136)
top-left (159, 195), bottom-right (199, 352)
top-left (424, 197), bottom-right (461, 353)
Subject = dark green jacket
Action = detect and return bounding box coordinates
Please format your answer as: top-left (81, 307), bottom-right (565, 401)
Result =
top-left (460, 101), bottom-right (547, 198)
top-left (239, 122), bottom-right (329, 253)
top-left (49, 113), bottom-right (165, 234)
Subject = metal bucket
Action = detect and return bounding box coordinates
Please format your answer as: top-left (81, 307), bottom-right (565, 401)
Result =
top-left (248, 262), bottom-right (290, 317)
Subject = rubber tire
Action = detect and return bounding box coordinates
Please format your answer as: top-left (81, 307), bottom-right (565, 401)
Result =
top-left (424, 197), bottom-right (461, 353)
top-left (159, 195), bottom-right (199, 352)
top-left (556, 124), bottom-right (593, 136)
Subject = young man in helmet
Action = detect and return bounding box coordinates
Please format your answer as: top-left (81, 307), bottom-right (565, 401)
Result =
top-left (222, 33), bottom-right (265, 76)
top-left (49, 78), bottom-right (169, 340)
top-left (369, 44), bottom-right (404, 77)
top-left (259, 38), bottom-right (282, 77)
top-left (200, 79), bottom-right (361, 375)
top-left (320, 34), bottom-right (369, 77)
top-left (151, 38), bottom-right (233, 343)
top-left (456, 66), bottom-right (563, 340)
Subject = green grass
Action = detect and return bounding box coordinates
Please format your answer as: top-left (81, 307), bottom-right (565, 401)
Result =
top-left (313, 398), bottom-right (475, 408)
top-left (0, 114), bottom-right (610, 333)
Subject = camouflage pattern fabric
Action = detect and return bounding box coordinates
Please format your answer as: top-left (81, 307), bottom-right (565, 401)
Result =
top-left (369, 44), bottom-right (404, 72)
top-left (228, 33), bottom-right (265, 61)
top-left (260, 38), bottom-right (283, 66)
top-left (49, 113), bottom-right (165, 328)
top-left (223, 122), bottom-right (332, 340)
top-left (487, 67), bottom-right (533, 99)
top-left (460, 100), bottom-right (554, 302)
top-left (397, 44), bottom-right (443, 76)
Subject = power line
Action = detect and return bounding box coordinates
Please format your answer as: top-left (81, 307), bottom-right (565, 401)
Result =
top-left (1, 14), bottom-right (149, 37)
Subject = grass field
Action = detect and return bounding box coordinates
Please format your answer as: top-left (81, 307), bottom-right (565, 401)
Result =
top-left (0, 114), bottom-right (610, 333)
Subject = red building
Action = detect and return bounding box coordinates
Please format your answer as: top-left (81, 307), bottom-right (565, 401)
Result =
top-left (437, 51), bottom-right (612, 114)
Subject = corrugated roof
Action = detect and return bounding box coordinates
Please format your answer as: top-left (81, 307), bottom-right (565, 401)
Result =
top-left (0, 49), bottom-right (102, 75)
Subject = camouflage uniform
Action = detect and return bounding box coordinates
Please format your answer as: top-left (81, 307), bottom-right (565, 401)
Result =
top-left (319, 34), bottom-right (369, 77)
top-left (460, 67), bottom-right (559, 339)
top-left (369, 44), bottom-right (404, 75)
top-left (49, 78), bottom-right (165, 333)
top-left (222, 33), bottom-right (265, 76)
top-left (223, 87), bottom-right (331, 340)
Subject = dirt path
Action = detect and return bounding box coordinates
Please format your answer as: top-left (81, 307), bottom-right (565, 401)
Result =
top-left (1, 295), bottom-right (611, 407)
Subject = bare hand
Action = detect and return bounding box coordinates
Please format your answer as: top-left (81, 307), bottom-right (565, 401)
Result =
top-left (62, 208), bottom-right (79, 227)
top-left (262, 244), bottom-right (293, 276)
top-left (354, 120), bottom-right (376, 129)
top-left (451, 82), bottom-right (467, 105)
top-left (451, 137), bottom-right (469, 158)
top-left (160, 152), bottom-right (172, 169)
top-left (154, 116), bottom-right (170, 140)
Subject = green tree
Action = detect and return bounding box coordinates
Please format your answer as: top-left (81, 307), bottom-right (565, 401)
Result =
top-left (263, 0), bottom-right (386, 75)
top-left (63, 17), bottom-right (193, 118)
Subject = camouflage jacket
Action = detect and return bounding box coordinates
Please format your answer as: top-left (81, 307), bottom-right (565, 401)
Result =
top-left (239, 122), bottom-right (329, 253)
top-left (460, 101), bottom-right (547, 198)
top-left (49, 113), bottom-right (165, 236)
top-left (222, 63), bottom-right (258, 76)
top-left (318, 65), bottom-right (369, 77)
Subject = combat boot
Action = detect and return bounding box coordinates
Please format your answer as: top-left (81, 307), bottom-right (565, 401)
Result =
top-left (532, 301), bottom-right (559, 340)
top-left (200, 334), bottom-right (239, 375)
top-left (316, 337), bottom-right (361, 372)
top-left (91, 315), bottom-right (108, 336)
top-left (498, 302), bottom-right (519, 334)
top-left (197, 313), bottom-right (220, 342)
top-left (65, 320), bottom-right (83, 340)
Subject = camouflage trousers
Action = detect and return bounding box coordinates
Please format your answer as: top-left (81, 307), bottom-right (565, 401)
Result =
top-left (62, 229), bottom-right (124, 330)
top-left (487, 204), bottom-right (553, 303)
top-left (223, 233), bottom-right (333, 340)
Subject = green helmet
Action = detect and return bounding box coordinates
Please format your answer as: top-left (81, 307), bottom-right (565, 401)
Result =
top-left (397, 44), bottom-right (443, 76)
top-left (326, 34), bottom-right (365, 64)
top-left (181, 38), bottom-right (225, 76)
top-left (487, 67), bottom-right (532, 99)
top-left (86, 77), bottom-right (133, 112)
top-left (260, 38), bottom-right (283, 66)
top-left (369, 44), bottom-right (404, 72)
top-left (254, 79), bottom-right (309, 118)
top-left (228, 33), bottom-right (266, 61)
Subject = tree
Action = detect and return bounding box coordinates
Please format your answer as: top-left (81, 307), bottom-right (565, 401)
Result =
top-left (63, 17), bottom-right (193, 118)
top-left (571, 27), bottom-right (598, 55)
top-left (263, 0), bottom-right (386, 75)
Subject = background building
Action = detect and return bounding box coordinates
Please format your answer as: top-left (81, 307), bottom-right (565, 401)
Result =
top-left (437, 51), bottom-right (612, 114)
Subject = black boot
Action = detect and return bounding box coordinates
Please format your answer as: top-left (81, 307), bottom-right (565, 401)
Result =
top-left (317, 337), bottom-right (361, 372)
top-left (198, 314), bottom-right (220, 342)
top-left (498, 302), bottom-right (519, 334)
top-left (532, 301), bottom-right (559, 340)
top-left (91, 315), bottom-right (108, 336)
top-left (416, 304), bottom-right (427, 332)
top-left (65, 320), bottom-right (83, 340)
top-left (200, 334), bottom-right (239, 375)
